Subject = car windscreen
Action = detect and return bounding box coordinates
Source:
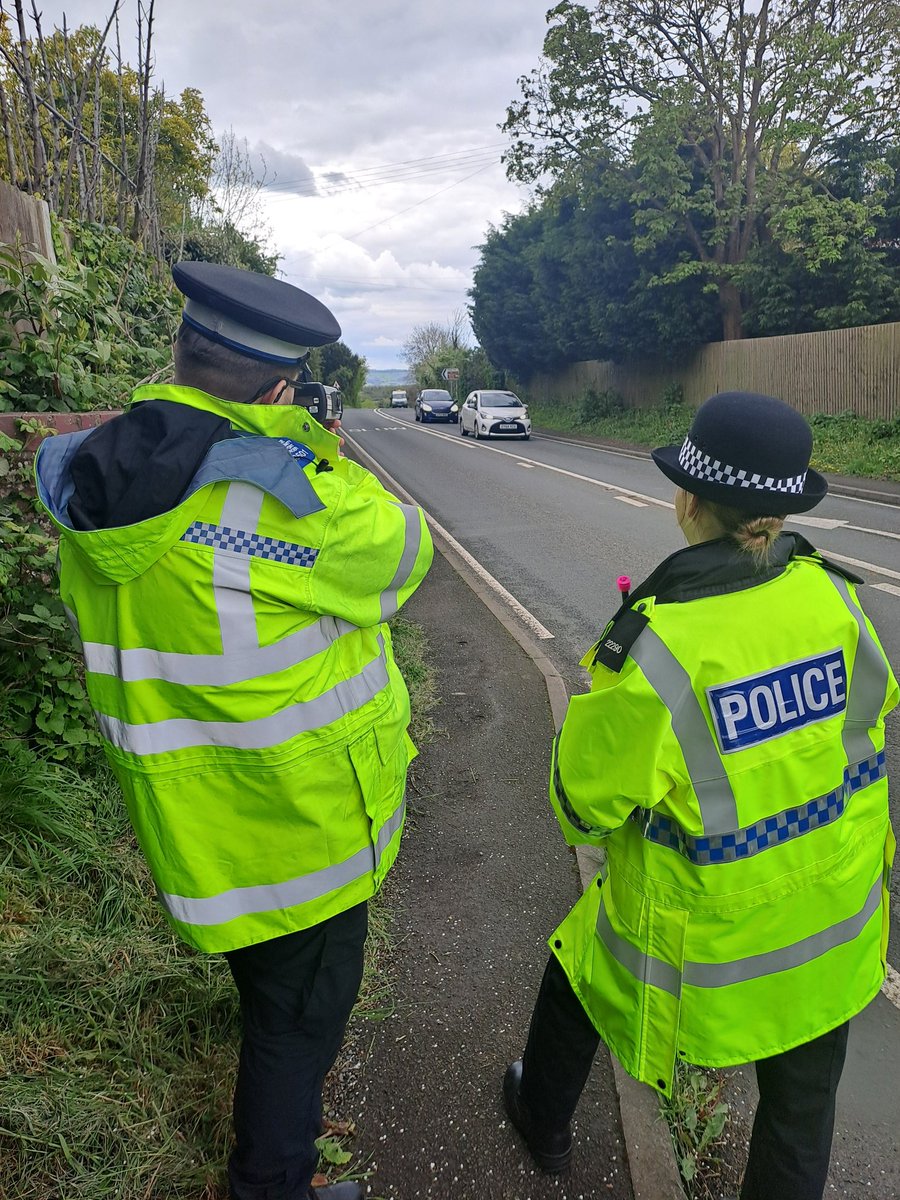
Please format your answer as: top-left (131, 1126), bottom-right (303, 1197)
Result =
top-left (422, 391), bottom-right (452, 401)
top-left (479, 393), bottom-right (521, 408)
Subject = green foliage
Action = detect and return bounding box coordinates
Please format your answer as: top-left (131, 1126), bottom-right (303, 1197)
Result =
top-left (0, 222), bottom-right (179, 413)
top-left (469, 175), bottom-right (722, 377)
top-left (317, 341), bottom-right (368, 407)
top-left (503, 0), bottom-right (900, 339)
top-left (525, 397), bottom-right (900, 480)
top-left (0, 429), bottom-right (99, 763)
top-left (0, 750), bottom-right (240, 1198)
top-left (314, 1135), bottom-right (353, 1167)
top-left (579, 388), bottom-right (625, 423)
top-left (660, 382), bottom-right (685, 410)
top-left (660, 1063), bottom-right (730, 1196)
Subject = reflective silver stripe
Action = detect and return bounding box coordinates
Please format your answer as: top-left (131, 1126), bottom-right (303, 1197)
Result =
top-left (596, 903), bottom-right (682, 997)
top-left (214, 482), bottom-right (264, 653)
top-left (379, 503), bottom-right (423, 621)
top-left (596, 875), bottom-right (882, 996)
top-left (96, 639), bottom-right (390, 755)
top-left (827, 574), bottom-right (891, 765)
top-left (80, 616), bottom-right (358, 686)
top-left (683, 875), bottom-right (883, 988)
top-left (630, 626), bottom-right (739, 834)
top-left (159, 796), bottom-right (405, 927)
top-left (375, 793), bottom-right (406, 860)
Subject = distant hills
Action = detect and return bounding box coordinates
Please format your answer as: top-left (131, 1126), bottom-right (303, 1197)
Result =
top-left (365, 368), bottom-right (411, 388)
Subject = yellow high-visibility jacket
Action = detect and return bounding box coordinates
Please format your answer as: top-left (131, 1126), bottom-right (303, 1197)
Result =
top-left (36, 385), bottom-right (433, 953)
top-left (549, 536), bottom-right (897, 1094)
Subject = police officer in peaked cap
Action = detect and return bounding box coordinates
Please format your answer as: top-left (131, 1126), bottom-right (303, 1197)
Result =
top-left (35, 262), bottom-right (434, 1200)
top-left (502, 392), bottom-right (897, 1200)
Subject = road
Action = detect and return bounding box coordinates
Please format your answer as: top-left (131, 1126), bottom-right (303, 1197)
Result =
top-left (344, 405), bottom-right (900, 965)
top-left (344, 404), bottom-right (900, 1195)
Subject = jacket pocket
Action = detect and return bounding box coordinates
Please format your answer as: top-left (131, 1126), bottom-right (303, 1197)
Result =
top-left (348, 725), bottom-right (408, 884)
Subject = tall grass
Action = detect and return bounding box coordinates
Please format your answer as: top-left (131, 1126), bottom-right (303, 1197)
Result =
top-left (0, 749), bottom-right (238, 1198)
top-left (0, 618), bottom-right (436, 1199)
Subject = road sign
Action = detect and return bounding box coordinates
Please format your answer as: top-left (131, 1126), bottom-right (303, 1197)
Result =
top-left (441, 368), bottom-right (460, 381)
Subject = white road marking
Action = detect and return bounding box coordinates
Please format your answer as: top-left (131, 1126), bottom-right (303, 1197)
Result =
top-left (375, 410), bottom-right (675, 510)
top-left (369, 412), bottom-right (900, 583)
top-left (517, 462), bottom-right (536, 469)
top-left (343, 429), bottom-right (555, 641)
top-left (821, 550), bottom-right (900, 583)
top-left (872, 582), bottom-right (900, 599)
top-left (788, 515), bottom-right (848, 531)
top-left (883, 963), bottom-right (900, 1011)
top-left (617, 496), bottom-right (649, 508)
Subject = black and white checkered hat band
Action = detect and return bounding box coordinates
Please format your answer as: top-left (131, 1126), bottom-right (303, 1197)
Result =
top-left (678, 435), bottom-right (807, 494)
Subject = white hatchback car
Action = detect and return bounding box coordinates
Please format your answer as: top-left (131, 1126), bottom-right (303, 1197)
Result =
top-left (460, 390), bottom-right (531, 440)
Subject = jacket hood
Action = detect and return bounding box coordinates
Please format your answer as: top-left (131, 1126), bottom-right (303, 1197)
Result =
top-left (34, 384), bottom-right (337, 586)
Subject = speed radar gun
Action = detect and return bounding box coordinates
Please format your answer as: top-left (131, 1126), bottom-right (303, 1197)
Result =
top-left (292, 381), bottom-right (343, 425)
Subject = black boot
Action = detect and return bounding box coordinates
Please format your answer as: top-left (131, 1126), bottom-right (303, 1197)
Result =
top-left (308, 1183), bottom-right (362, 1200)
top-left (503, 1060), bottom-right (572, 1172)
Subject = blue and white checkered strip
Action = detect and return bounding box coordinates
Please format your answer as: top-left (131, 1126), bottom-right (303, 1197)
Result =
top-left (636, 751), bottom-right (886, 865)
top-left (678, 434), bottom-right (807, 494)
top-left (180, 521), bottom-right (319, 568)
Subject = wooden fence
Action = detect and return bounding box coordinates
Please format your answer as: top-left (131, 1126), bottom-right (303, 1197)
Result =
top-left (528, 321), bottom-right (900, 421)
top-left (0, 179), bottom-right (55, 261)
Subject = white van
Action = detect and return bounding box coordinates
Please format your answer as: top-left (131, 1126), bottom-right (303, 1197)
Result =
top-left (390, 389), bottom-right (409, 408)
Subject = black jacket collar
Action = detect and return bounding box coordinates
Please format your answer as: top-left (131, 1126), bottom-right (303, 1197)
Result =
top-left (627, 531), bottom-right (862, 610)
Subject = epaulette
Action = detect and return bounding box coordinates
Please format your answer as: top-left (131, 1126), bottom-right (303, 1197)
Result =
top-left (591, 604), bottom-right (650, 672)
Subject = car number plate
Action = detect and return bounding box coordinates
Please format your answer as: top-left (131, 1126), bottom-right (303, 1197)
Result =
top-left (499, 422), bottom-right (517, 430)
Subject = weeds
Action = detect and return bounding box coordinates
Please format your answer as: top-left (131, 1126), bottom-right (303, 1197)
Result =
top-left (660, 1062), bottom-right (731, 1198)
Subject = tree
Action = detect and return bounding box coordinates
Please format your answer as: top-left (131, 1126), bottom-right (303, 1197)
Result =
top-left (469, 169), bottom-right (721, 377)
top-left (401, 310), bottom-right (470, 372)
top-left (503, 0), bottom-right (900, 339)
top-left (315, 341), bottom-right (367, 406)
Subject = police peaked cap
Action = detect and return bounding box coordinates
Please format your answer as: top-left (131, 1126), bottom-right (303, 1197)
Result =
top-left (652, 391), bottom-right (828, 514)
top-left (172, 261), bottom-right (341, 365)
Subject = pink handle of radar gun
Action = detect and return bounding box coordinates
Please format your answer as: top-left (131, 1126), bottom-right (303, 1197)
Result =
top-left (617, 575), bottom-right (631, 603)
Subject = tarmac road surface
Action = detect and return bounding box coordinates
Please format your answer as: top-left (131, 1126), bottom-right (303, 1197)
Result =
top-left (344, 407), bottom-right (900, 1199)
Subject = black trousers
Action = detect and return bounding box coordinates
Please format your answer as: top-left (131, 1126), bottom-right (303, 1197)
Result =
top-left (520, 954), bottom-right (849, 1200)
top-left (224, 902), bottom-right (368, 1200)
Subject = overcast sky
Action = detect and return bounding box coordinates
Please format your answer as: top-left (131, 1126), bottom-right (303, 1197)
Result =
top-left (52, 0), bottom-right (549, 369)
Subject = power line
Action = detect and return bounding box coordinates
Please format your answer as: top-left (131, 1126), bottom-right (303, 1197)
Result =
top-left (259, 142), bottom-right (507, 196)
top-left (262, 150), bottom-right (502, 203)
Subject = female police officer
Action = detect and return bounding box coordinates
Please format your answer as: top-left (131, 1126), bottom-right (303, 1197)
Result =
top-left (502, 391), bottom-right (897, 1200)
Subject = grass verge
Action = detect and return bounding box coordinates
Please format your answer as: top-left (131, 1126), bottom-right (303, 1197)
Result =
top-left (527, 396), bottom-right (900, 482)
top-left (0, 617), bottom-right (436, 1199)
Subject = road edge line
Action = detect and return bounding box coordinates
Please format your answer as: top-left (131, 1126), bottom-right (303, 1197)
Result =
top-left (344, 429), bottom-right (686, 1200)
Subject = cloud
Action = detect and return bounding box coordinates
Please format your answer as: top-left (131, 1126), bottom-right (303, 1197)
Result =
top-left (249, 142), bottom-right (317, 196)
top-left (43, 0), bottom-right (546, 366)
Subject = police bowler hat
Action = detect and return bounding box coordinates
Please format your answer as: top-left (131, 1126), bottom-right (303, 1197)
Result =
top-left (172, 261), bottom-right (341, 365)
top-left (651, 391), bottom-right (827, 515)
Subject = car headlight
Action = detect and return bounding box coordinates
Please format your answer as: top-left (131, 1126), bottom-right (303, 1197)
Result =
top-left (450, 404), bottom-right (459, 412)
top-left (422, 403), bottom-right (432, 412)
